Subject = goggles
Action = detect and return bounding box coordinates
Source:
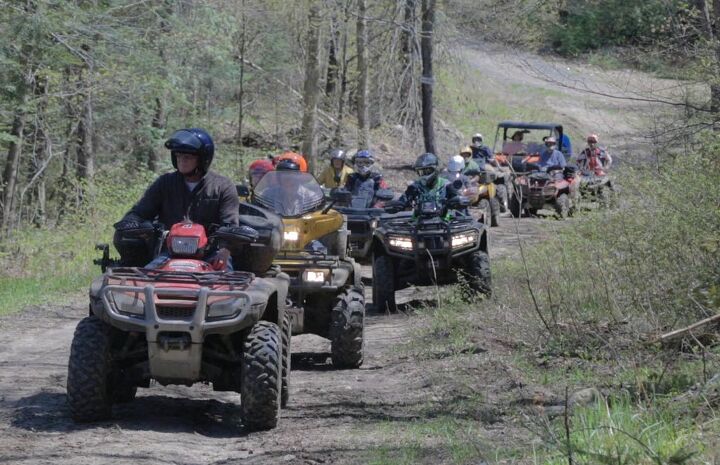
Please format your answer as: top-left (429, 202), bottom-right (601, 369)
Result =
top-left (416, 167), bottom-right (435, 176)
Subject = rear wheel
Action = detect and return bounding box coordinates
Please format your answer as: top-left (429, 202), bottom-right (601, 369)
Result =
top-left (490, 197), bottom-right (500, 227)
top-left (465, 251), bottom-right (492, 297)
top-left (330, 287), bottom-right (365, 368)
top-left (509, 193), bottom-right (522, 218)
top-left (555, 193), bottom-right (570, 219)
top-left (67, 316), bottom-right (114, 422)
top-left (280, 312), bottom-right (292, 407)
top-left (495, 184), bottom-right (509, 213)
top-left (372, 254), bottom-right (396, 312)
top-left (241, 321), bottom-right (281, 431)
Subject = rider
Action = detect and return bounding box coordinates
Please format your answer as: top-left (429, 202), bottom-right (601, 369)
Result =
top-left (502, 130), bottom-right (526, 155)
top-left (537, 136), bottom-right (567, 171)
top-left (248, 159), bottom-right (275, 189)
top-left (577, 134), bottom-right (612, 174)
top-left (459, 146), bottom-right (481, 175)
top-left (114, 128), bottom-right (239, 268)
top-left (470, 133), bottom-right (495, 170)
top-left (344, 149), bottom-right (389, 207)
top-left (400, 153), bottom-right (461, 208)
top-left (442, 154), bottom-right (471, 185)
top-left (273, 151), bottom-right (309, 172)
top-left (317, 148), bottom-right (354, 188)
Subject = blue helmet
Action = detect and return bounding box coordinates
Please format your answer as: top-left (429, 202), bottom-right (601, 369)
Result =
top-left (352, 149), bottom-right (375, 163)
top-left (165, 128), bottom-right (215, 173)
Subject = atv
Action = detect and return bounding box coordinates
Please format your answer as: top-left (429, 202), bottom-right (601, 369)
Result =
top-left (371, 184), bottom-right (492, 312)
top-left (333, 187), bottom-right (394, 265)
top-left (509, 156), bottom-right (581, 218)
top-left (492, 121), bottom-right (570, 213)
top-left (461, 169), bottom-right (500, 227)
top-left (251, 170), bottom-right (365, 369)
top-left (578, 167), bottom-right (615, 208)
top-left (69, 215), bottom-right (291, 431)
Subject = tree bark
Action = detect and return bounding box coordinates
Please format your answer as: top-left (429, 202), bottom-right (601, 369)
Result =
top-left (356, 0), bottom-right (370, 149)
top-left (1, 99), bottom-right (28, 236)
top-left (333, 0), bottom-right (352, 146)
top-left (420, 0), bottom-right (436, 154)
top-left (76, 63), bottom-right (94, 181)
top-left (301, 1), bottom-right (322, 173)
top-left (399, 0), bottom-right (416, 108)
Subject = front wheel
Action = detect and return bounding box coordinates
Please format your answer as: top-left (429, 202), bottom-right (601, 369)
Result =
top-left (67, 316), bottom-right (114, 422)
top-left (464, 251), bottom-right (492, 298)
top-left (241, 321), bottom-right (282, 431)
top-left (490, 197), bottom-right (501, 227)
top-left (372, 254), bottom-right (397, 312)
top-left (495, 184), bottom-right (509, 213)
top-left (555, 193), bottom-right (570, 219)
top-left (330, 287), bottom-right (365, 369)
top-left (280, 312), bottom-right (292, 407)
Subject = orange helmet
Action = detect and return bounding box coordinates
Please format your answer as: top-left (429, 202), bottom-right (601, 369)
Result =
top-left (274, 151), bottom-right (308, 172)
top-left (248, 159), bottom-right (274, 187)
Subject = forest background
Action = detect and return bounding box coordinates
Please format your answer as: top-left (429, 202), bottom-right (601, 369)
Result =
top-left (2, 0), bottom-right (720, 462)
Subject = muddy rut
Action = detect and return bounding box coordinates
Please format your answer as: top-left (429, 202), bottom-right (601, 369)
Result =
top-left (0, 42), bottom-right (664, 465)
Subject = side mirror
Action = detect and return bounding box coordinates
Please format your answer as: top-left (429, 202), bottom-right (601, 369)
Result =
top-left (375, 188), bottom-right (394, 201)
top-left (236, 184), bottom-right (250, 197)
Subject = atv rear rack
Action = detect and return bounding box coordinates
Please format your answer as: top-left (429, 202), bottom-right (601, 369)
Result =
top-left (106, 267), bottom-right (254, 288)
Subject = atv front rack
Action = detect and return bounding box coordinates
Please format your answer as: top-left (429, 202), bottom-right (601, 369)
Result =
top-left (105, 267), bottom-right (254, 289)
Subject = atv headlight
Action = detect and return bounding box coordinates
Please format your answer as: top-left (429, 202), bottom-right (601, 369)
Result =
top-left (109, 291), bottom-right (145, 316)
top-left (370, 219), bottom-right (378, 229)
top-left (303, 269), bottom-right (327, 284)
top-left (170, 236), bottom-right (199, 255)
top-left (207, 296), bottom-right (248, 320)
top-left (388, 235), bottom-right (413, 250)
top-left (451, 232), bottom-right (477, 249)
top-left (284, 230), bottom-right (299, 242)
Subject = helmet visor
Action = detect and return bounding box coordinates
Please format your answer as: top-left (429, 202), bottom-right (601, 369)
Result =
top-left (167, 130), bottom-right (203, 154)
top-left (416, 167), bottom-right (435, 177)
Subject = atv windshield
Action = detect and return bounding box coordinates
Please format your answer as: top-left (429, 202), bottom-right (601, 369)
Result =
top-left (253, 171), bottom-right (325, 217)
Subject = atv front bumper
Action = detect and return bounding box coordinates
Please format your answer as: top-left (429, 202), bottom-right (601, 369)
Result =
top-left (91, 281), bottom-right (270, 385)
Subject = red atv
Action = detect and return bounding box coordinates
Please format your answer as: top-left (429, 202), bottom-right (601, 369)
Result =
top-left (68, 215), bottom-right (292, 431)
top-left (510, 156), bottom-right (581, 218)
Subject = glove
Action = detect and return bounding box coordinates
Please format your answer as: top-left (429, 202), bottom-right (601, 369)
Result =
top-left (114, 220), bottom-right (141, 231)
top-left (208, 248), bottom-right (231, 271)
top-left (114, 219), bottom-right (153, 232)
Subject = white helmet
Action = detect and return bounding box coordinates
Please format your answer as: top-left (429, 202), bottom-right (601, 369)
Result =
top-left (447, 155), bottom-right (465, 173)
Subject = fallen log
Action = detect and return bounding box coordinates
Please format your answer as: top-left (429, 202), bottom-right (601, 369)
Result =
top-left (657, 313), bottom-right (720, 342)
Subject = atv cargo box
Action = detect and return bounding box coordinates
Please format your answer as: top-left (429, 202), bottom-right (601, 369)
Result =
top-left (235, 202), bottom-right (284, 274)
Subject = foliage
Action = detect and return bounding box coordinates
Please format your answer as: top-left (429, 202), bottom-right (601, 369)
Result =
top-left (550, 0), bottom-right (685, 56)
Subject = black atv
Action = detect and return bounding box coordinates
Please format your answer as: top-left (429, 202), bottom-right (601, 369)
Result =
top-left (370, 186), bottom-right (492, 312)
top-left (334, 188), bottom-right (394, 265)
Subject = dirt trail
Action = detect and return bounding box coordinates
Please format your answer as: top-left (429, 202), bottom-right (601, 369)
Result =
top-left (0, 43), bottom-right (666, 465)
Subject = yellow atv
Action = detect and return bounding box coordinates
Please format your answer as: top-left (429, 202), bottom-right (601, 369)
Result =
top-left (461, 169), bottom-right (500, 227)
top-left (251, 170), bottom-right (365, 368)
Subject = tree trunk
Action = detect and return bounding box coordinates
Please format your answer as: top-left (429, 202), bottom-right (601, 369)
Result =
top-left (420, 0), bottom-right (436, 154)
top-left (301, 1), bottom-right (322, 173)
top-left (149, 97), bottom-right (165, 172)
top-left (333, 0), bottom-right (352, 146)
top-left (356, 0), bottom-right (370, 149)
top-left (399, 0), bottom-right (416, 109)
top-left (326, 12), bottom-right (340, 98)
top-left (76, 63), bottom-right (95, 181)
top-left (1, 100), bottom-right (28, 236)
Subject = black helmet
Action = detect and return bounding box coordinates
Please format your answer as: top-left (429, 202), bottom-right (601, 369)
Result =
top-left (276, 159), bottom-right (301, 171)
top-left (413, 152), bottom-right (439, 186)
top-left (329, 148), bottom-right (346, 161)
top-left (165, 128), bottom-right (215, 174)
